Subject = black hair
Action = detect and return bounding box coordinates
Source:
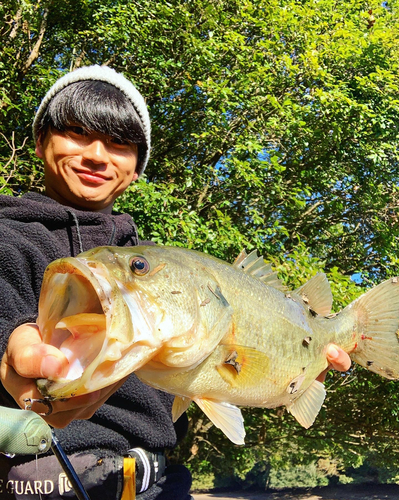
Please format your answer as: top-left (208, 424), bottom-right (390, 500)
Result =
top-left (38, 80), bottom-right (147, 165)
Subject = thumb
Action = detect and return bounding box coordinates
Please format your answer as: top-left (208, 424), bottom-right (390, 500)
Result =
top-left (326, 344), bottom-right (351, 372)
top-left (7, 323), bottom-right (69, 379)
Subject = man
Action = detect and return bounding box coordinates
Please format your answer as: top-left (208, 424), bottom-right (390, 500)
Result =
top-left (0, 65), bottom-right (350, 499)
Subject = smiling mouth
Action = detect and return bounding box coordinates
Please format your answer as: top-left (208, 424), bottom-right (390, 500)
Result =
top-left (74, 169), bottom-right (111, 183)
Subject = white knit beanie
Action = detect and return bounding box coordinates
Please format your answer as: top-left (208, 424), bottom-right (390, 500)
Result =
top-left (33, 65), bottom-right (151, 176)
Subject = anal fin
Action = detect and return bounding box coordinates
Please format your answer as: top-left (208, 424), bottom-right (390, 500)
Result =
top-left (286, 380), bottom-right (326, 428)
top-left (195, 398), bottom-right (245, 445)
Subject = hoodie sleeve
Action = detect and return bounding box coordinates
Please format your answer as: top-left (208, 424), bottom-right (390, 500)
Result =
top-left (0, 226), bottom-right (51, 358)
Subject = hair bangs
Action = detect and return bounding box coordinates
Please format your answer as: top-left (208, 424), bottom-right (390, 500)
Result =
top-left (42, 81), bottom-right (146, 147)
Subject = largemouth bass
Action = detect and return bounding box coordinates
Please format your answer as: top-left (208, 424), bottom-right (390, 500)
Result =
top-left (36, 246), bottom-right (399, 444)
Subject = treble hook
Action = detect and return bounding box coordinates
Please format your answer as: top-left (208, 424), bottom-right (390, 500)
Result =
top-left (23, 398), bottom-right (53, 416)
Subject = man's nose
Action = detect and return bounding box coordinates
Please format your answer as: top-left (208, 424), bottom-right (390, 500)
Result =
top-left (82, 138), bottom-right (109, 163)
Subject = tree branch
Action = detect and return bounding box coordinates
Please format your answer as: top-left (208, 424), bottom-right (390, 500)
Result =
top-left (20, 7), bottom-right (49, 77)
top-left (8, 7), bottom-right (23, 40)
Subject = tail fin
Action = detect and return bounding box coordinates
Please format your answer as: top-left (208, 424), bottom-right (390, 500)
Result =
top-left (350, 277), bottom-right (399, 380)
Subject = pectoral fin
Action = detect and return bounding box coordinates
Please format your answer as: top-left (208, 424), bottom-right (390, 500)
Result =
top-left (216, 345), bottom-right (270, 388)
top-left (194, 398), bottom-right (245, 445)
top-left (287, 380), bottom-right (326, 428)
top-left (172, 396), bottom-right (192, 422)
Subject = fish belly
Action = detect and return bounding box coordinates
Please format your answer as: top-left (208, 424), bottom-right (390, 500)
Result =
top-left (137, 306), bottom-right (333, 410)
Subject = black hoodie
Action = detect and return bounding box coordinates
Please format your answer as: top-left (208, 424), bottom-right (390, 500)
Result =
top-left (0, 192), bottom-right (191, 499)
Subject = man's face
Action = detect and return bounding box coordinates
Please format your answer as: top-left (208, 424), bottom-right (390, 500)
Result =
top-left (36, 126), bottom-right (139, 213)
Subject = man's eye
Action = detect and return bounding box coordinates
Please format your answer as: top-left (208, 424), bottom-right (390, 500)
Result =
top-left (110, 137), bottom-right (130, 146)
top-left (68, 126), bottom-right (86, 136)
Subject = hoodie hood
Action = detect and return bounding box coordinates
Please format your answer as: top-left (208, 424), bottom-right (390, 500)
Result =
top-left (0, 192), bottom-right (140, 256)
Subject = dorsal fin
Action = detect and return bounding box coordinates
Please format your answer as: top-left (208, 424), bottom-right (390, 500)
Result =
top-left (233, 250), bottom-right (285, 291)
top-left (294, 273), bottom-right (332, 316)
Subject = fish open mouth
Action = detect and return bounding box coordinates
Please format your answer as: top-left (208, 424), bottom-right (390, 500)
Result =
top-left (36, 253), bottom-right (161, 399)
top-left (36, 257), bottom-right (121, 397)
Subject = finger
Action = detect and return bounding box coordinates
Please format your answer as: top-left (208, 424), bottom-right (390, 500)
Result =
top-left (0, 362), bottom-right (44, 410)
top-left (316, 345), bottom-right (352, 383)
top-left (45, 377), bottom-right (129, 428)
top-left (7, 324), bottom-right (68, 379)
top-left (45, 393), bottom-right (101, 427)
top-left (50, 391), bottom-right (102, 414)
top-left (3, 361), bottom-right (108, 425)
top-left (49, 375), bottom-right (128, 416)
top-left (316, 368), bottom-right (328, 383)
top-left (326, 344), bottom-right (351, 372)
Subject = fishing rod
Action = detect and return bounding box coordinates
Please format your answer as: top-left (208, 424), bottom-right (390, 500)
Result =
top-left (50, 429), bottom-right (91, 500)
top-left (0, 406), bottom-right (90, 500)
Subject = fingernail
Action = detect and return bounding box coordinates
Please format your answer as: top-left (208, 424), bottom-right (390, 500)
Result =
top-left (40, 355), bottom-right (63, 378)
top-left (328, 345), bottom-right (339, 360)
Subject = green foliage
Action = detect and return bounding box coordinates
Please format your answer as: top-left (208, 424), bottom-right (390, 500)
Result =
top-left (114, 178), bottom-right (251, 260)
top-left (268, 462), bottom-right (329, 489)
top-left (2, 0), bottom-right (399, 281)
top-left (2, 0), bottom-right (399, 489)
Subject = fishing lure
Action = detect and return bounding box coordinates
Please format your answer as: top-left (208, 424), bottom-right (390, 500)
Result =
top-left (0, 404), bottom-right (90, 500)
top-left (0, 406), bottom-right (52, 455)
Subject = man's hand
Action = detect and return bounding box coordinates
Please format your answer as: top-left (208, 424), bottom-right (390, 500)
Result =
top-left (316, 344), bottom-right (352, 383)
top-left (1, 323), bottom-right (126, 428)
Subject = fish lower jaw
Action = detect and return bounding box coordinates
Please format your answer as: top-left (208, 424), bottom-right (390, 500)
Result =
top-left (36, 377), bottom-right (84, 399)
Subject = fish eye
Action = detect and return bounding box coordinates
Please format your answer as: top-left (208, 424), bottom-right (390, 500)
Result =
top-left (130, 256), bottom-right (150, 276)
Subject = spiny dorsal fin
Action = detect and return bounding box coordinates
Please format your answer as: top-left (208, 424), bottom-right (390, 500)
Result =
top-left (286, 380), bottom-right (326, 428)
top-left (233, 250), bottom-right (285, 291)
top-left (294, 273), bottom-right (332, 316)
top-left (194, 398), bottom-right (245, 445)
